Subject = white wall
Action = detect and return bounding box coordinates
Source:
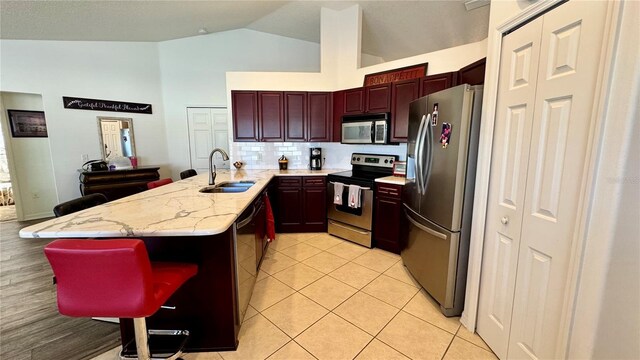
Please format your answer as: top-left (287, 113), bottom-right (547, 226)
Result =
top-left (0, 40), bottom-right (167, 203)
top-left (341, 39), bottom-right (488, 89)
top-left (593, 119), bottom-right (640, 358)
top-left (228, 7), bottom-right (487, 92)
top-left (0, 92), bottom-right (57, 220)
top-left (158, 29), bottom-right (321, 178)
top-left (569, 1), bottom-right (640, 358)
top-left (361, 53), bottom-right (385, 67)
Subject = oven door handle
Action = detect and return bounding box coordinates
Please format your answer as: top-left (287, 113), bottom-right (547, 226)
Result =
top-left (328, 220), bottom-right (369, 235)
top-left (329, 181), bottom-right (370, 190)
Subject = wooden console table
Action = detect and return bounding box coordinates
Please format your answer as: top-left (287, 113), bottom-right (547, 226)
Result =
top-left (79, 166), bottom-right (160, 201)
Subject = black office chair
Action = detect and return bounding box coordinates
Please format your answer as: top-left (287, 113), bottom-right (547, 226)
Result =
top-left (53, 193), bottom-right (108, 217)
top-left (180, 169), bottom-right (197, 180)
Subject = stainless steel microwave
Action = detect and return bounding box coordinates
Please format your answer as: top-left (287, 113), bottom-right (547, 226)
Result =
top-left (341, 113), bottom-right (390, 144)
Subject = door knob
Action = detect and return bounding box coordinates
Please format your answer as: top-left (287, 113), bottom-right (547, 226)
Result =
top-left (501, 216), bottom-right (509, 225)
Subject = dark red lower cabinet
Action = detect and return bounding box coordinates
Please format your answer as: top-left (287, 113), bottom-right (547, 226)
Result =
top-left (373, 183), bottom-right (404, 254)
top-left (276, 176), bottom-right (327, 233)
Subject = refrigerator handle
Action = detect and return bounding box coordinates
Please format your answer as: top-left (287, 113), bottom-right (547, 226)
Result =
top-left (415, 114), bottom-right (428, 194)
top-left (422, 118), bottom-right (434, 195)
top-left (403, 205), bottom-right (447, 240)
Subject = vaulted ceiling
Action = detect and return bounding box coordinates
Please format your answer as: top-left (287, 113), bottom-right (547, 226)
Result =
top-left (0, 1), bottom-right (490, 62)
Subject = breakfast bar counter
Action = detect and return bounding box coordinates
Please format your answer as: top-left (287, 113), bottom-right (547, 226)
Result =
top-left (20, 169), bottom-right (338, 239)
top-left (19, 168), bottom-right (340, 354)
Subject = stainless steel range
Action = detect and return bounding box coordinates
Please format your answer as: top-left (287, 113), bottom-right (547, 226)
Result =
top-left (327, 153), bottom-right (398, 247)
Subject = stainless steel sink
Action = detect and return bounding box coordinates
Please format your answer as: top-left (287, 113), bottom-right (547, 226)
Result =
top-left (217, 181), bottom-right (256, 187)
top-left (199, 181), bottom-right (255, 193)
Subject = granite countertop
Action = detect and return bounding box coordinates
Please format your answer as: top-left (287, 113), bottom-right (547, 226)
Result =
top-left (375, 176), bottom-right (407, 186)
top-left (20, 169), bottom-right (343, 239)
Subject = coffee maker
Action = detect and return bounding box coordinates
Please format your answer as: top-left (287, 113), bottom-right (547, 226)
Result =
top-left (310, 148), bottom-right (322, 170)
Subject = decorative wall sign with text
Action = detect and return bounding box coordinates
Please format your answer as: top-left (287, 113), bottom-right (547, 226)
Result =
top-left (63, 97), bottom-right (152, 114)
top-left (363, 63), bottom-right (428, 86)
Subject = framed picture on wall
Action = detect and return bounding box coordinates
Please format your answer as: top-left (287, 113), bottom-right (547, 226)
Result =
top-left (7, 110), bottom-right (48, 137)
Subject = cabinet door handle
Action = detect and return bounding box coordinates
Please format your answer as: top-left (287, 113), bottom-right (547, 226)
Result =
top-left (501, 216), bottom-right (509, 225)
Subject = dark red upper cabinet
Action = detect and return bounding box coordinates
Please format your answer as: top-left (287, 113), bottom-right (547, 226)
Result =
top-left (332, 90), bottom-right (344, 142)
top-left (344, 83), bottom-right (391, 115)
top-left (457, 57), bottom-right (487, 86)
top-left (284, 91), bottom-right (331, 142)
top-left (344, 88), bottom-right (365, 114)
top-left (420, 72), bottom-right (457, 97)
top-left (390, 78), bottom-right (420, 142)
top-left (258, 91), bottom-right (285, 142)
top-left (284, 92), bottom-right (307, 142)
top-left (307, 92), bottom-right (332, 142)
top-left (365, 83), bottom-right (391, 113)
top-left (232, 91), bottom-right (259, 142)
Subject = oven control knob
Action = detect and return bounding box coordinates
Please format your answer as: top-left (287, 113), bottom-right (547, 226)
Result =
top-left (384, 160), bottom-right (388, 163)
top-left (357, 157), bottom-right (361, 161)
top-left (352, 156), bottom-right (356, 161)
top-left (390, 159), bottom-right (393, 163)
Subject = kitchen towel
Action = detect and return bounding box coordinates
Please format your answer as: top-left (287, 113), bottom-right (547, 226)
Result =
top-left (333, 182), bottom-right (344, 205)
top-left (264, 193), bottom-right (276, 242)
top-left (348, 184), bottom-right (361, 209)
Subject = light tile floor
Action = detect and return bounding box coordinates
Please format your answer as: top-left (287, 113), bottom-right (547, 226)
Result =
top-left (92, 233), bottom-right (497, 360)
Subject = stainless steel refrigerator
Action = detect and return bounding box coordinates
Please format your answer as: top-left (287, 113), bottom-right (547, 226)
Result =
top-left (402, 84), bottom-right (483, 317)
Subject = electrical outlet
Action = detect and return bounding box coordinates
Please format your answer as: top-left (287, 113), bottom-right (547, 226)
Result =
top-left (81, 154), bottom-right (89, 163)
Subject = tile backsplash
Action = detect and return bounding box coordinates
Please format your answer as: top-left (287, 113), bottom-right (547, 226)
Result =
top-left (231, 142), bottom-right (407, 170)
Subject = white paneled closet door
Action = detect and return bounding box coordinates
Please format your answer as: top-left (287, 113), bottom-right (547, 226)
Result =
top-left (187, 108), bottom-right (229, 175)
top-left (476, 15), bottom-right (544, 359)
top-left (477, 1), bottom-right (608, 359)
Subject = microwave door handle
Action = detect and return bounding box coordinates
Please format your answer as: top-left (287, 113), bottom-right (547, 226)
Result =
top-left (370, 122), bottom-right (375, 143)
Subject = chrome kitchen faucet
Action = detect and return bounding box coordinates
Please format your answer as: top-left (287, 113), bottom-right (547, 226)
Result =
top-left (208, 148), bottom-right (230, 185)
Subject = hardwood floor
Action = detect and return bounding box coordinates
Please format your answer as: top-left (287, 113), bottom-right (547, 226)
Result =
top-left (0, 219), bottom-right (120, 360)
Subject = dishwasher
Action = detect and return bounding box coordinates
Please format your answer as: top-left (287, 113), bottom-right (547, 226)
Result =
top-left (234, 194), bottom-right (266, 324)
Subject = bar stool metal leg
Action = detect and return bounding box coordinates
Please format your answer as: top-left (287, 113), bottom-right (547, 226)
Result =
top-left (133, 318), bottom-right (151, 360)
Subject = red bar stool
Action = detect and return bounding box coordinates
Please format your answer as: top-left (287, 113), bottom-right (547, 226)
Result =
top-left (44, 239), bottom-right (197, 360)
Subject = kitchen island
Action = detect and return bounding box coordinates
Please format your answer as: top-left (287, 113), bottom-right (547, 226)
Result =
top-left (20, 169), bottom-right (338, 353)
